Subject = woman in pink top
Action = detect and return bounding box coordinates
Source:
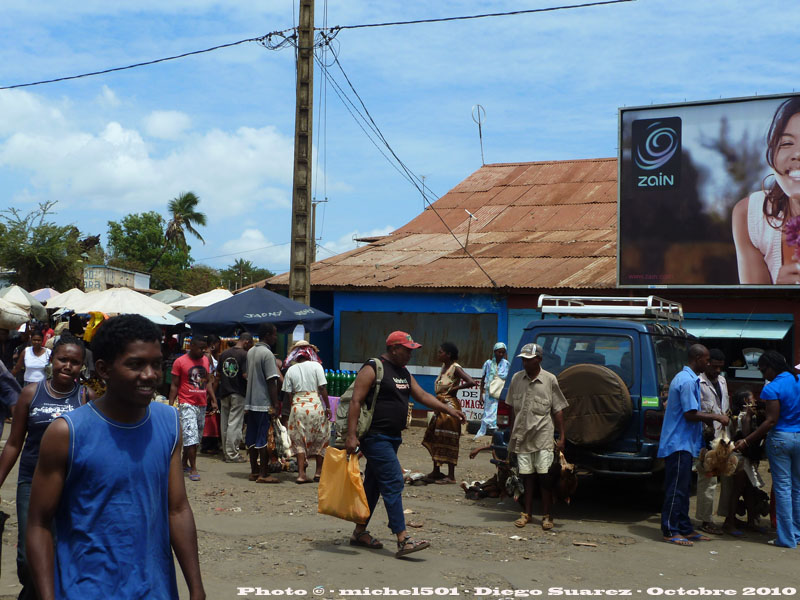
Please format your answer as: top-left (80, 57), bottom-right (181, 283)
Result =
top-left (733, 97), bottom-right (800, 284)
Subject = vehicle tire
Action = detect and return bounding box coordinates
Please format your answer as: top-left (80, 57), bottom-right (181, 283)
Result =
top-left (557, 363), bottom-right (632, 447)
top-left (466, 420), bottom-right (481, 435)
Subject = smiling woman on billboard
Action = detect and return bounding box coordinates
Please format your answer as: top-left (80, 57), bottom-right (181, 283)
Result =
top-left (733, 97), bottom-right (800, 284)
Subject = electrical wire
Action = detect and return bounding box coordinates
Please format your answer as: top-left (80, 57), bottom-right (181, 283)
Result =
top-left (194, 241), bottom-right (291, 262)
top-left (330, 0), bottom-right (635, 30)
top-left (0, 32), bottom-right (293, 90)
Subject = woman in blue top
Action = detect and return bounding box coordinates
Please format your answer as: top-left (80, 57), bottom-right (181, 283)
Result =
top-left (475, 342), bottom-right (509, 439)
top-left (0, 333), bottom-right (92, 599)
top-left (735, 351), bottom-right (800, 548)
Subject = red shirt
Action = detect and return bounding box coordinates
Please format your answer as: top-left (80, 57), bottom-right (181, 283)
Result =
top-left (172, 353), bottom-right (210, 407)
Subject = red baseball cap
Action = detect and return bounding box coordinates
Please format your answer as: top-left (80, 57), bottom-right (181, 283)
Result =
top-left (386, 331), bottom-right (422, 349)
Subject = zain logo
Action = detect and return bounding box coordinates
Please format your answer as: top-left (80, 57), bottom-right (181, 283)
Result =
top-left (631, 117), bottom-right (681, 189)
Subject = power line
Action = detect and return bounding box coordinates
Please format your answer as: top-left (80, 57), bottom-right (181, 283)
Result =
top-left (0, 30), bottom-right (294, 90)
top-left (194, 241), bottom-right (291, 262)
top-left (331, 0), bottom-right (635, 30)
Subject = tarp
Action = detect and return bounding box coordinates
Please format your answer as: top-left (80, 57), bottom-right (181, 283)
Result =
top-left (0, 286), bottom-right (47, 321)
top-left (683, 319), bottom-right (792, 340)
top-left (0, 298), bottom-right (29, 330)
top-left (184, 287), bottom-right (333, 335)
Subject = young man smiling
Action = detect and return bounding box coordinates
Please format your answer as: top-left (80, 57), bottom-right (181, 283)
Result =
top-left (26, 315), bottom-right (205, 600)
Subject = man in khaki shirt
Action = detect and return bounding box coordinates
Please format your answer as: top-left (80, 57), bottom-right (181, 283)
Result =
top-left (506, 343), bottom-right (568, 531)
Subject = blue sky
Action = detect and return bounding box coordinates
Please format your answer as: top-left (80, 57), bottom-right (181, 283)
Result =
top-left (0, 0), bottom-right (796, 276)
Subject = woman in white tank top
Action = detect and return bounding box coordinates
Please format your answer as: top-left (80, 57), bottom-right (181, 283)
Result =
top-left (732, 97), bottom-right (800, 284)
top-left (11, 331), bottom-right (51, 384)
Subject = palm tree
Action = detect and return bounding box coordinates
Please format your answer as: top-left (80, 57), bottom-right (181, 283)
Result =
top-left (148, 192), bottom-right (207, 273)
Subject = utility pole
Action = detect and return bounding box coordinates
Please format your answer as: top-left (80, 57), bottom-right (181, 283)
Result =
top-left (288, 0), bottom-right (314, 305)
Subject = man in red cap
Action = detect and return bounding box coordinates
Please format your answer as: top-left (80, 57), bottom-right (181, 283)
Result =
top-left (345, 331), bottom-right (466, 558)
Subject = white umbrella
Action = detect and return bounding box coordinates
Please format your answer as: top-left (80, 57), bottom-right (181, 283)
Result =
top-left (69, 287), bottom-right (175, 318)
top-left (170, 288), bottom-right (232, 309)
top-left (0, 285), bottom-right (47, 321)
top-left (0, 298), bottom-right (29, 330)
top-left (46, 287), bottom-right (87, 310)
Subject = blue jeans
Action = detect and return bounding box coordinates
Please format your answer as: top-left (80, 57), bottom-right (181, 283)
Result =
top-left (766, 430), bottom-right (800, 548)
top-left (360, 432), bottom-right (406, 534)
top-left (16, 481), bottom-right (35, 600)
top-left (475, 395), bottom-right (498, 438)
top-left (661, 451), bottom-right (694, 537)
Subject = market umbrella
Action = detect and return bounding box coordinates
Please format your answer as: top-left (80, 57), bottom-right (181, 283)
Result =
top-left (0, 298), bottom-right (29, 330)
top-left (184, 287), bottom-right (333, 335)
top-left (0, 286), bottom-right (47, 321)
top-left (45, 288), bottom-right (86, 310)
top-left (31, 287), bottom-right (60, 303)
top-left (68, 287), bottom-right (178, 325)
top-left (151, 289), bottom-right (193, 305)
top-left (170, 288), bottom-right (232, 309)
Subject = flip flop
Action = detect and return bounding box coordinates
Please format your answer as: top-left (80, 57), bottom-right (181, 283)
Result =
top-left (663, 535), bottom-right (693, 546)
top-left (313, 475), bottom-right (321, 482)
top-left (256, 476), bottom-right (280, 484)
top-left (188, 473), bottom-right (201, 481)
top-left (699, 523), bottom-right (723, 535)
top-left (686, 532), bottom-right (711, 542)
top-left (295, 479), bottom-right (313, 484)
top-left (723, 528), bottom-right (745, 538)
top-left (747, 524), bottom-right (769, 535)
top-left (248, 474), bottom-right (259, 481)
top-left (435, 478), bottom-right (457, 485)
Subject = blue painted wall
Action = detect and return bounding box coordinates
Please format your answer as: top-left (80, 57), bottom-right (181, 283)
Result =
top-left (332, 291), bottom-right (508, 397)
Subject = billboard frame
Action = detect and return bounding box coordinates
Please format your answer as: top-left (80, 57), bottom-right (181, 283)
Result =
top-left (617, 91), bottom-right (800, 290)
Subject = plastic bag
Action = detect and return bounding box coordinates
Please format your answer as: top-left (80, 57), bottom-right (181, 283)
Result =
top-left (317, 447), bottom-right (369, 524)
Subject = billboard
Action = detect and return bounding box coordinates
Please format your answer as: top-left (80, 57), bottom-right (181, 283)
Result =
top-left (618, 93), bottom-right (800, 287)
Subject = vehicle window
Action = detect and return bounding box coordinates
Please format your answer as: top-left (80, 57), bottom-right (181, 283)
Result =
top-left (534, 334), bottom-right (633, 387)
top-left (653, 335), bottom-right (690, 393)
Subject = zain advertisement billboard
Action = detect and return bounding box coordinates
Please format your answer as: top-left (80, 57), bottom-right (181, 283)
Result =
top-left (618, 93), bottom-right (800, 287)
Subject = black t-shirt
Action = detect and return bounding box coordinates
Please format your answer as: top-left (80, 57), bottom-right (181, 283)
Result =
top-left (217, 347), bottom-right (248, 397)
top-left (364, 356), bottom-right (411, 436)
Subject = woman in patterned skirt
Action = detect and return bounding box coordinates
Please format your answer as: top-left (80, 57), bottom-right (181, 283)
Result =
top-left (422, 342), bottom-right (475, 484)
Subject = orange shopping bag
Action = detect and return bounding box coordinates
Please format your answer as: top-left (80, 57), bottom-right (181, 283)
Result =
top-left (317, 447), bottom-right (370, 524)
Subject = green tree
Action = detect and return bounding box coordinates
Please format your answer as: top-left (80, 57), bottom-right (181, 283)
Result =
top-left (0, 201), bottom-right (88, 290)
top-left (149, 191), bottom-right (207, 272)
top-left (106, 211), bottom-right (191, 290)
top-left (219, 258), bottom-right (274, 290)
top-left (179, 264), bottom-right (222, 295)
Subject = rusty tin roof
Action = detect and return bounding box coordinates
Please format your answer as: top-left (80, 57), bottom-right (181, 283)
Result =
top-left (266, 158), bottom-right (617, 292)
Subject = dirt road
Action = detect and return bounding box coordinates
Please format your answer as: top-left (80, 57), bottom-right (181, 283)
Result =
top-left (1, 424), bottom-right (797, 600)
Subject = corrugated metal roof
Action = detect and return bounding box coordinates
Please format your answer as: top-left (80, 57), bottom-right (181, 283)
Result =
top-left (267, 158), bottom-right (618, 291)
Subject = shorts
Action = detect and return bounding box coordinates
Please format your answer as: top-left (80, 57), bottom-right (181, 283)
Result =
top-left (179, 403), bottom-right (205, 447)
top-left (517, 449), bottom-right (554, 475)
top-left (245, 411), bottom-right (272, 450)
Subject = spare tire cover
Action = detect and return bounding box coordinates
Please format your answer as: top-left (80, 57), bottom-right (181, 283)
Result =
top-left (557, 363), bottom-right (632, 447)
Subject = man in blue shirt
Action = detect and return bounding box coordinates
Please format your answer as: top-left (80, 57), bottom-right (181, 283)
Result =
top-left (657, 344), bottom-right (729, 547)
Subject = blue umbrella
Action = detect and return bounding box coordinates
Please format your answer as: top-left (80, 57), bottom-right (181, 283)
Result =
top-left (184, 287), bottom-right (332, 335)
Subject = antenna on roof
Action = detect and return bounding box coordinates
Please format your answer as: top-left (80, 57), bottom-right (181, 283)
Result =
top-left (464, 209), bottom-right (478, 254)
top-left (471, 104), bottom-right (486, 166)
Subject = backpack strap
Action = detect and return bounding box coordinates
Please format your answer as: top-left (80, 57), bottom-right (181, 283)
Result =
top-left (365, 357), bottom-right (383, 411)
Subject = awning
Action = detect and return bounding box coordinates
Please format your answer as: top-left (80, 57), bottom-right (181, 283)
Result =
top-left (683, 319), bottom-right (792, 340)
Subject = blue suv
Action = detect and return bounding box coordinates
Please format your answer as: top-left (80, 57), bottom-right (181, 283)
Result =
top-left (492, 296), bottom-right (692, 478)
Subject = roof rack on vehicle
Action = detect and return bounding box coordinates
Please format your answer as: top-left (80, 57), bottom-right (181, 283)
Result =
top-left (537, 294), bottom-right (683, 324)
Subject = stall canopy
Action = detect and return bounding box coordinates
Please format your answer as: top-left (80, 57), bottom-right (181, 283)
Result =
top-left (46, 288), bottom-right (86, 310)
top-left (683, 319), bottom-right (793, 340)
top-left (67, 287), bottom-right (181, 325)
top-left (170, 288), bottom-right (232, 309)
top-left (31, 287), bottom-right (60, 303)
top-left (184, 287), bottom-right (333, 335)
top-left (151, 289), bottom-right (193, 305)
top-left (0, 286), bottom-right (47, 321)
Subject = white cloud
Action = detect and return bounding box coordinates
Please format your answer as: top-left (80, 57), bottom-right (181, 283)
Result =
top-left (97, 85), bottom-right (120, 108)
top-left (216, 228), bottom-right (290, 271)
top-left (143, 110), bottom-right (191, 140)
top-left (0, 91), bottom-right (294, 219)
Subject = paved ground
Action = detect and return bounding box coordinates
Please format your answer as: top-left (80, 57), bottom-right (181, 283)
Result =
top-left (1, 423), bottom-right (797, 600)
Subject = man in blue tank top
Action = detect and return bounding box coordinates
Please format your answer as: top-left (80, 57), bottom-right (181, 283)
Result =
top-left (25, 315), bottom-right (205, 600)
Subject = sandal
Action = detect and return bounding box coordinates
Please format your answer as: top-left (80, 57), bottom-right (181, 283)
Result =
top-left (699, 522), bottom-right (723, 535)
top-left (350, 530), bottom-right (383, 549)
top-left (514, 513), bottom-right (532, 528)
top-left (248, 474), bottom-right (259, 481)
top-left (256, 476), bottom-right (280, 484)
top-left (395, 536), bottom-right (430, 558)
top-left (663, 535), bottom-right (693, 546)
top-left (542, 515), bottom-right (554, 531)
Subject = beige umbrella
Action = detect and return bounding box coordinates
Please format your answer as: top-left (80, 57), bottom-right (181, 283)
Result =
top-left (170, 288), bottom-right (232, 309)
top-left (46, 287), bottom-right (87, 310)
top-left (0, 297), bottom-right (29, 330)
top-left (69, 287), bottom-right (175, 318)
top-left (0, 285), bottom-right (47, 321)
